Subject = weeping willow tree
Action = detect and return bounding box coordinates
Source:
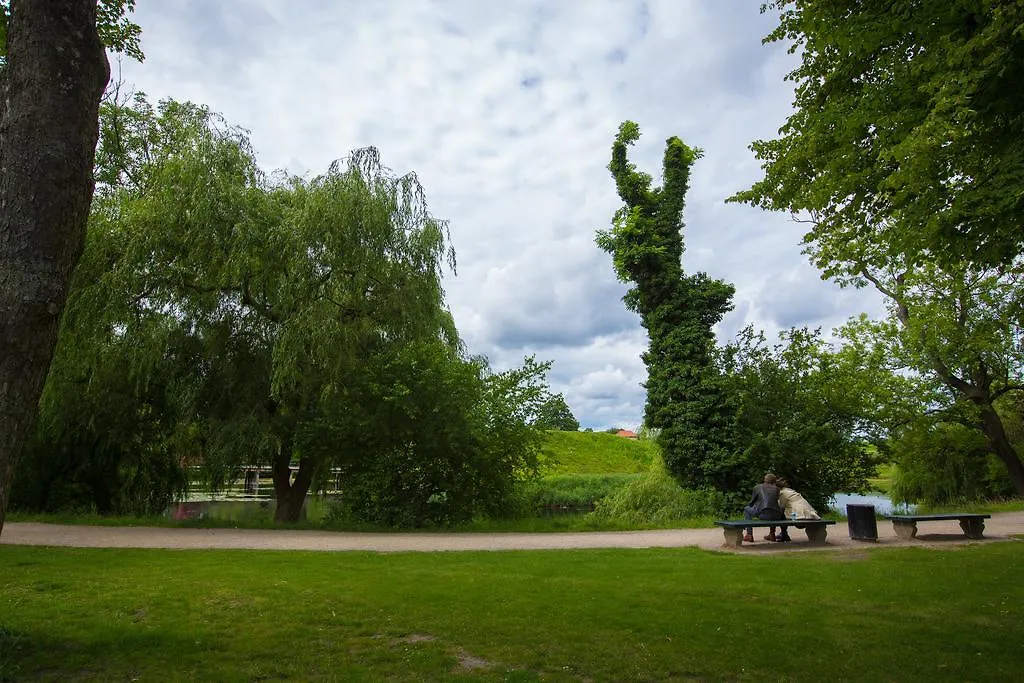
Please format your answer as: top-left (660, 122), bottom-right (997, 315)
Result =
top-left (596, 121), bottom-right (738, 490)
top-left (19, 94), bottom-right (463, 522)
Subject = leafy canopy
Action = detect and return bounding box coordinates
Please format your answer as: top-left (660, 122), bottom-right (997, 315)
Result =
top-left (21, 93), bottom-right (555, 525)
top-left (732, 0), bottom-right (1024, 269)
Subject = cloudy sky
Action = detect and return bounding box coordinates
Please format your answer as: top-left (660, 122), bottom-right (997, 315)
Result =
top-left (117, 0), bottom-right (884, 430)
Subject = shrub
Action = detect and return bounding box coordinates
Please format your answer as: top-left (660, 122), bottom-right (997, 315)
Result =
top-left (589, 473), bottom-right (727, 525)
top-left (890, 420), bottom-right (1015, 505)
top-left (517, 474), bottom-right (642, 510)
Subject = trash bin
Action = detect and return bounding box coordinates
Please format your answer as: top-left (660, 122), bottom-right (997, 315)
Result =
top-left (846, 504), bottom-right (878, 541)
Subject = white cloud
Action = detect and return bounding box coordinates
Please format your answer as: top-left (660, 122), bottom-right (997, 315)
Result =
top-left (116, 0), bottom-right (885, 430)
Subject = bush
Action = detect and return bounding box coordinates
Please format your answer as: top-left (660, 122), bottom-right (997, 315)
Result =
top-left (517, 474), bottom-right (642, 510)
top-left (890, 420), bottom-right (1015, 505)
top-left (589, 473), bottom-right (727, 526)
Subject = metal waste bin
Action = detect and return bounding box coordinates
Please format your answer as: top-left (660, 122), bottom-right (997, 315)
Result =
top-left (846, 504), bottom-right (878, 541)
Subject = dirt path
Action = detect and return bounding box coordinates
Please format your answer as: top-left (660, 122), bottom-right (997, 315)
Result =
top-left (3, 512), bottom-right (1023, 553)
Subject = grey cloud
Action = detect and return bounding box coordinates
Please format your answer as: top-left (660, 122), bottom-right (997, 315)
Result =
top-left (115, 0), bottom-right (887, 429)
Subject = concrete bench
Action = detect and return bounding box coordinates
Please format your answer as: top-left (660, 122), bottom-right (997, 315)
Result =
top-left (885, 513), bottom-right (991, 540)
top-left (714, 519), bottom-right (836, 547)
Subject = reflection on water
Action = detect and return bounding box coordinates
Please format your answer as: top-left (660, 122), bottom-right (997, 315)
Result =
top-left (830, 492), bottom-right (916, 516)
top-left (169, 479), bottom-right (916, 523)
top-left (167, 497), bottom-right (335, 523)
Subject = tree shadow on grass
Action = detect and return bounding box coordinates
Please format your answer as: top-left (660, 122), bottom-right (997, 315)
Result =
top-left (0, 626), bottom-right (228, 681)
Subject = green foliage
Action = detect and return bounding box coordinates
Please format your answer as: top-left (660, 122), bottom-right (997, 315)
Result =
top-left (533, 393), bottom-right (580, 431)
top-left (734, 0), bottom-right (1024, 269)
top-left (830, 260), bottom-right (1024, 495)
top-left (12, 324), bottom-right (191, 516)
top-left (718, 326), bottom-right (879, 511)
top-left (732, 1), bottom-right (1024, 497)
top-left (590, 473), bottom-right (727, 526)
top-left (517, 473), bottom-right (643, 509)
top-left (323, 351), bottom-right (550, 527)
top-left (890, 418), bottom-right (1015, 506)
top-left (598, 121), bottom-right (736, 489)
top-left (538, 430), bottom-right (660, 474)
top-left (28, 93), bottom-right (528, 524)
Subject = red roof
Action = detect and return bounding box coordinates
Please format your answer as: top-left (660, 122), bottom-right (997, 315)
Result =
top-left (615, 430), bottom-right (638, 438)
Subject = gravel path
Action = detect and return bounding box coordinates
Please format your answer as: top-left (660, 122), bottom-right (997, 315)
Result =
top-left (3, 512), bottom-right (1023, 553)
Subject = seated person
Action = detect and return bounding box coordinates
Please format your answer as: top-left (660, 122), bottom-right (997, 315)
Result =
top-left (771, 477), bottom-right (822, 542)
top-left (742, 473), bottom-right (784, 543)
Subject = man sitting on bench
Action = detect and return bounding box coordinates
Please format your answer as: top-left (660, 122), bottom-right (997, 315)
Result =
top-left (743, 473), bottom-right (784, 543)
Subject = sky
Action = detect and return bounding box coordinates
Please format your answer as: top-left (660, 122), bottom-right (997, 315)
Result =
top-left (116, 0), bottom-right (885, 431)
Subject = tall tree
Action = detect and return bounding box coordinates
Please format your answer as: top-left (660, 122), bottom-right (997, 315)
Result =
top-left (719, 326), bottom-right (882, 510)
top-left (63, 95), bottom-right (468, 523)
top-left (733, 1), bottom-right (1024, 497)
top-left (534, 393), bottom-right (580, 431)
top-left (0, 0), bottom-right (118, 535)
top-left (834, 261), bottom-right (1024, 495)
top-left (734, 0), bottom-right (1024, 269)
top-left (597, 121), bottom-right (736, 489)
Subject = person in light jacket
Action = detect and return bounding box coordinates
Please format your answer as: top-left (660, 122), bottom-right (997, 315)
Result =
top-left (771, 478), bottom-right (821, 542)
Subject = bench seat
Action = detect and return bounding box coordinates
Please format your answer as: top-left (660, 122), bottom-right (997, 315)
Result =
top-left (714, 519), bottom-right (835, 547)
top-left (885, 513), bottom-right (991, 540)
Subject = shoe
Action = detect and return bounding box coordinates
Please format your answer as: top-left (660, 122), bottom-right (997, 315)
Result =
top-left (764, 533), bottom-right (777, 542)
top-left (775, 536), bottom-right (791, 543)
top-left (742, 534), bottom-right (754, 543)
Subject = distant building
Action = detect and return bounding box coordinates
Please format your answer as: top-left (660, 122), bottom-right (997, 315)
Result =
top-left (615, 429), bottom-right (638, 439)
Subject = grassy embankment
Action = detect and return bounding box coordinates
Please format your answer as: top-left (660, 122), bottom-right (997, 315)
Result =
top-left (1, 542), bottom-right (1022, 681)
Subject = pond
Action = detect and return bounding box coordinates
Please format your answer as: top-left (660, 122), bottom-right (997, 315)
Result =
top-left (167, 476), bottom-right (917, 522)
top-left (830, 492), bottom-right (916, 516)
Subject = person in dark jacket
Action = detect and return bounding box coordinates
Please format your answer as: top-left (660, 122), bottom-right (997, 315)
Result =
top-left (742, 473), bottom-right (784, 543)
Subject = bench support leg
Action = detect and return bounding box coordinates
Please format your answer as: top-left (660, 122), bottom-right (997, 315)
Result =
top-left (892, 520), bottom-right (918, 540)
top-left (721, 527), bottom-right (744, 547)
top-left (804, 525), bottom-right (828, 546)
top-left (959, 518), bottom-right (985, 539)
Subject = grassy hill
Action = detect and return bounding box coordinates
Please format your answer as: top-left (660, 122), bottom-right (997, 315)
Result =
top-left (538, 431), bottom-right (662, 475)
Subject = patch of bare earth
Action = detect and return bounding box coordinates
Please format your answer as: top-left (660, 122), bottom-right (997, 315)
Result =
top-left (456, 648), bottom-right (493, 671)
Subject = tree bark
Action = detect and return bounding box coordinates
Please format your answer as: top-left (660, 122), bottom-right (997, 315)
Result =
top-left (272, 452), bottom-right (315, 523)
top-left (0, 0), bottom-right (109, 535)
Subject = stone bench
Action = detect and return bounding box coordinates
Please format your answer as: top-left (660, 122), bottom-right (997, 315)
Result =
top-left (885, 513), bottom-right (991, 540)
top-left (714, 519), bottom-right (836, 547)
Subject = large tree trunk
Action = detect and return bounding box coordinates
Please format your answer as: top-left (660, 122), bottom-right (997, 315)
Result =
top-left (272, 453), bottom-right (315, 523)
top-left (0, 0), bottom-right (109, 535)
top-left (979, 403), bottom-right (1024, 496)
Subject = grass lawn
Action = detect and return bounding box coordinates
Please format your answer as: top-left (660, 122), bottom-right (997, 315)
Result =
top-left (1, 543), bottom-right (1021, 681)
top-left (538, 431), bottom-right (660, 475)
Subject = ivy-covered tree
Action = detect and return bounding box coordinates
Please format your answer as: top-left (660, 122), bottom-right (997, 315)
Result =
top-left (534, 393), bottom-right (580, 431)
top-left (596, 121), bottom-right (736, 489)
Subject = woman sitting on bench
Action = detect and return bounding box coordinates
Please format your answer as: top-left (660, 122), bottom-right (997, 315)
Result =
top-left (771, 478), bottom-right (821, 542)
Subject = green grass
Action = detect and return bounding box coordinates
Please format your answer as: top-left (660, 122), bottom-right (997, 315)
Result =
top-left (538, 431), bottom-right (660, 474)
top-left (914, 498), bottom-right (1024, 514)
top-left (1, 543), bottom-right (1023, 681)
